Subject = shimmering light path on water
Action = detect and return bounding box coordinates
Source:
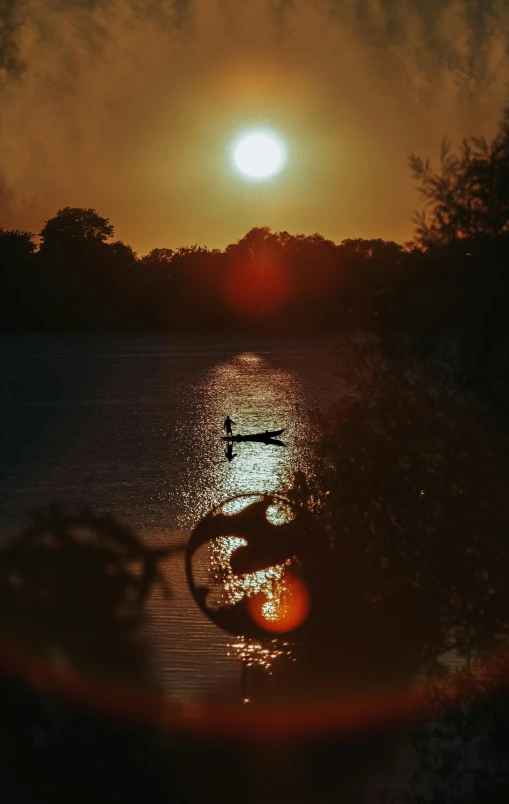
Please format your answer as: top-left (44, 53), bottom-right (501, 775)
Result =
top-left (177, 351), bottom-right (315, 529)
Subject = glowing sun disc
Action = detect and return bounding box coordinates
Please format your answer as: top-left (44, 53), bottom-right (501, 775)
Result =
top-left (234, 132), bottom-right (285, 179)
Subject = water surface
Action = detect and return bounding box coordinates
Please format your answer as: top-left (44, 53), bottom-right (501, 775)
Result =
top-left (0, 335), bottom-right (349, 699)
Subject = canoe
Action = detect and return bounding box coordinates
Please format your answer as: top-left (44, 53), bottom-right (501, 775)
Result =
top-left (221, 428), bottom-right (285, 443)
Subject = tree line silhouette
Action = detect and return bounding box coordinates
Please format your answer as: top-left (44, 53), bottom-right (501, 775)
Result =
top-left (0, 210), bottom-right (405, 333)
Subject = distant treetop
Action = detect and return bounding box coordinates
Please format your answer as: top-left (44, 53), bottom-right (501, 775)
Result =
top-left (40, 207), bottom-right (114, 247)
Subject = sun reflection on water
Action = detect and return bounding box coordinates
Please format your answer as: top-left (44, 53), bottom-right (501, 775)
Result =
top-left (173, 350), bottom-right (316, 681)
top-left (228, 637), bottom-right (294, 671)
top-left (179, 351), bottom-right (313, 531)
top-left (210, 535), bottom-right (286, 612)
top-left (265, 501), bottom-right (296, 525)
top-left (221, 496), bottom-right (263, 516)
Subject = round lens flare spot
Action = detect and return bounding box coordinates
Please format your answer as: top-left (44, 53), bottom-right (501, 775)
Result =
top-left (223, 258), bottom-right (292, 317)
top-left (247, 573), bottom-right (311, 634)
top-left (233, 132), bottom-right (286, 179)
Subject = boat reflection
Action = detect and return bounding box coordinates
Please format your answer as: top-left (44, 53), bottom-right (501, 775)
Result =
top-left (224, 442), bottom-right (237, 462)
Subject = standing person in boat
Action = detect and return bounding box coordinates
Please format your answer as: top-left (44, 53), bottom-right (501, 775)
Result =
top-left (223, 415), bottom-right (235, 436)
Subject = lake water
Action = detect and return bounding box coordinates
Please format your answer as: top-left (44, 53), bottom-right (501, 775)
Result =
top-left (0, 334), bottom-right (353, 701)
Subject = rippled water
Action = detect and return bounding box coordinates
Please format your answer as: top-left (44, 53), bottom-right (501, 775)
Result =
top-left (0, 334), bottom-right (351, 700)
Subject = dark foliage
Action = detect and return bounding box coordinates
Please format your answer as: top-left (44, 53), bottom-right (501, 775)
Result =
top-left (304, 339), bottom-right (509, 673)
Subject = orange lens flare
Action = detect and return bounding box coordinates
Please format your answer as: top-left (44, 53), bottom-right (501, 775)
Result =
top-left (223, 258), bottom-right (292, 317)
top-left (247, 573), bottom-right (311, 634)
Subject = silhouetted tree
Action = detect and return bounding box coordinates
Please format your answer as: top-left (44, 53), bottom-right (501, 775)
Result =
top-left (0, 227), bottom-right (35, 259)
top-left (135, 248), bottom-right (175, 328)
top-left (35, 208), bottom-right (142, 329)
top-left (140, 247), bottom-right (174, 270)
top-left (39, 206), bottom-right (114, 248)
top-left (371, 110), bottom-right (509, 430)
top-left (0, 227), bottom-right (37, 329)
top-left (409, 111), bottom-right (509, 247)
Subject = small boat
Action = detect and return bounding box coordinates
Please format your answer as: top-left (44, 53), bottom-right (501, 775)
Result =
top-left (221, 428), bottom-right (285, 443)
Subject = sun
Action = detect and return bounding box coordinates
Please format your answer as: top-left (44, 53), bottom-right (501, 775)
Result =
top-left (233, 130), bottom-right (286, 180)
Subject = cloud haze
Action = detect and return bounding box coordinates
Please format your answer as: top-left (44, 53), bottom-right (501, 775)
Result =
top-left (1, 0), bottom-right (508, 251)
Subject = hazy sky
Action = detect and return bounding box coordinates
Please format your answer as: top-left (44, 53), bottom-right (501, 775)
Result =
top-left (1, 0), bottom-right (509, 254)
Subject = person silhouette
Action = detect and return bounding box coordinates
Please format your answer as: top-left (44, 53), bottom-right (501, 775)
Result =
top-left (225, 443), bottom-right (237, 462)
top-left (224, 416), bottom-right (235, 436)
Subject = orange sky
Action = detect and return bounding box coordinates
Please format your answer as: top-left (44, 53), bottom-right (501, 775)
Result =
top-left (0, 0), bottom-right (507, 254)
